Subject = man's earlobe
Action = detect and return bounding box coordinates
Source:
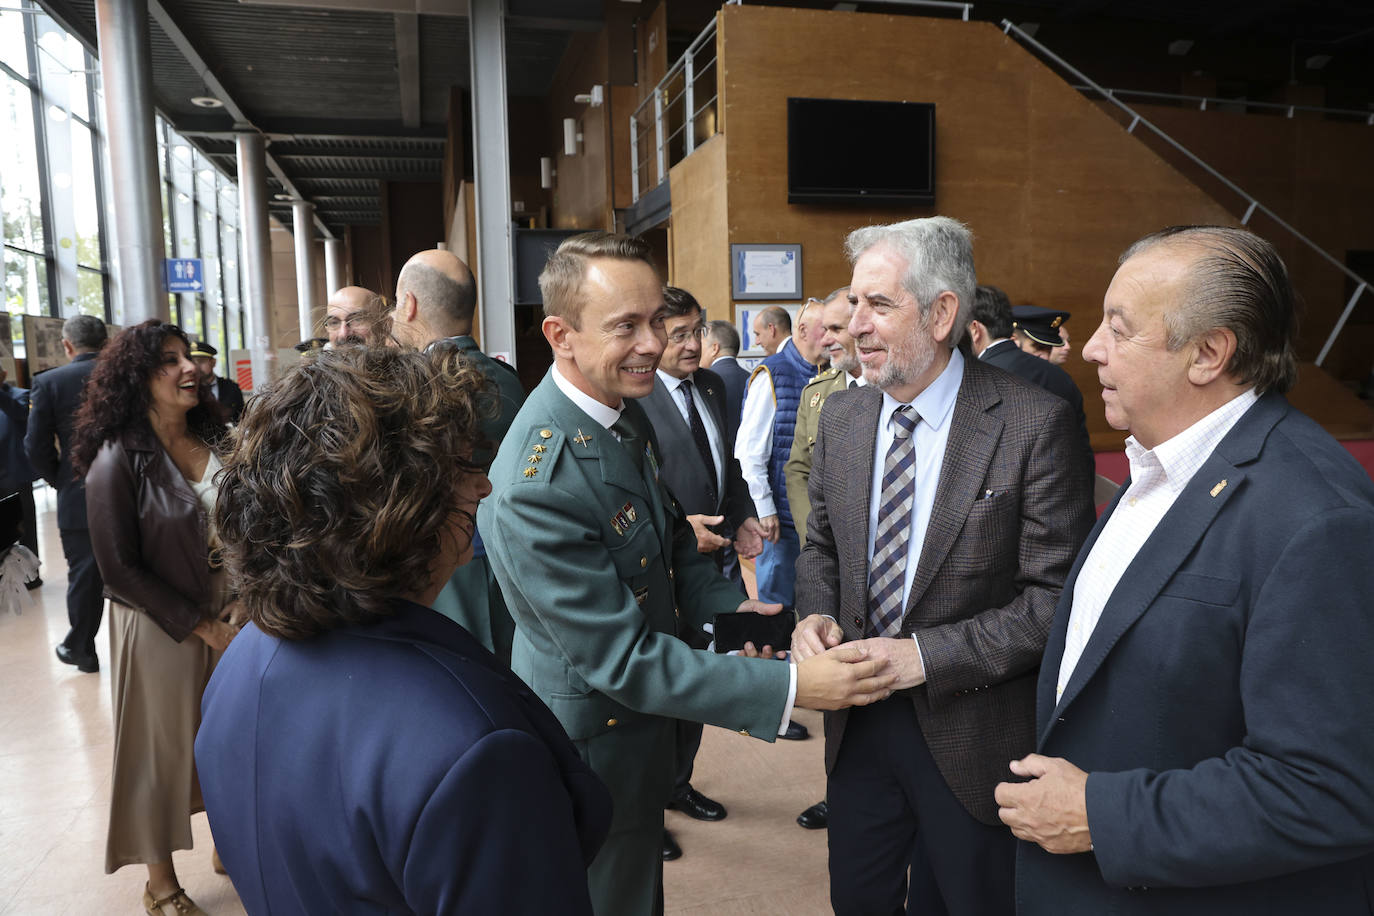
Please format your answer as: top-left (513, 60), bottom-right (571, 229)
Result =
top-left (542, 316), bottom-right (571, 355)
top-left (1189, 327), bottom-right (1238, 385)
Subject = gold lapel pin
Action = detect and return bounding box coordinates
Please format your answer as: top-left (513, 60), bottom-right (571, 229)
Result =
top-left (1210, 479), bottom-right (1228, 498)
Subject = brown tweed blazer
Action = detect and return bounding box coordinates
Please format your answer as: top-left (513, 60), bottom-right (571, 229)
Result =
top-left (796, 356), bottom-right (1095, 825)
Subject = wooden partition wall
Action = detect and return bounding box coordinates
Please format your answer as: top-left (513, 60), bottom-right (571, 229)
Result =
top-left (675, 3), bottom-right (1240, 445)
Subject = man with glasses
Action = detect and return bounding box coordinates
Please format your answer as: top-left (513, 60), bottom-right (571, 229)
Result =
top-left (324, 285), bottom-right (388, 347)
top-left (637, 286), bottom-right (769, 859)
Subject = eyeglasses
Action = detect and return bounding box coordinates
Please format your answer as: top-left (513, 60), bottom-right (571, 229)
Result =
top-left (323, 315), bottom-right (371, 331)
top-left (667, 325), bottom-right (708, 345)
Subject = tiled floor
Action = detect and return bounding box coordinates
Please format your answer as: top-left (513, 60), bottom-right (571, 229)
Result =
top-left (0, 490), bottom-right (832, 914)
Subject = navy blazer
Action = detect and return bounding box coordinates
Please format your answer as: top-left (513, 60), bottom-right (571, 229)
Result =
top-left (1018, 393), bottom-right (1374, 914)
top-left (708, 356), bottom-right (750, 441)
top-left (24, 353), bottom-right (98, 529)
top-left (197, 598), bottom-right (611, 915)
top-left (979, 339), bottom-right (1095, 486)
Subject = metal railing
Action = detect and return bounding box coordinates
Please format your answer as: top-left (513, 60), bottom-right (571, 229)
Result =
top-left (630, 16), bottom-right (719, 202)
top-left (1070, 85), bottom-right (1374, 126)
top-left (1004, 20), bottom-right (1371, 367)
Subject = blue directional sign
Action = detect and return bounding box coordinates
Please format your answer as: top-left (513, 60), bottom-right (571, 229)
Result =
top-left (165, 258), bottom-right (205, 294)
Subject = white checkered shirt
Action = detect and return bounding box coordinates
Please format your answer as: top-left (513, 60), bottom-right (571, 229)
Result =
top-left (1055, 389), bottom-right (1259, 701)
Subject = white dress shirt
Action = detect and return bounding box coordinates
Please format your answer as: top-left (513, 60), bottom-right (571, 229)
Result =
top-left (552, 363), bottom-right (798, 732)
top-left (656, 368), bottom-right (725, 495)
top-left (867, 349), bottom-right (964, 620)
top-left (1055, 388), bottom-right (1259, 700)
top-left (734, 336), bottom-right (795, 518)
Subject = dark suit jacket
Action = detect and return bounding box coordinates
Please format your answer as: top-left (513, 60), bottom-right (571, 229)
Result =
top-left (796, 356), bottom-right (1095, 824)
top-left (980, 339), bottom-right (1095, 485)
top-left (197, 598), bottom-right (611, 915)
top-left (1018, 393), bottom-right (1374, 915)
top-left (708, 356), bottom-right (750, 440)
top-left (213, 376), bottom-right (245, 423)
top-left (24, 353), bottom-right (98, 530)
top-left (636, 368), bottom-right (755, 531)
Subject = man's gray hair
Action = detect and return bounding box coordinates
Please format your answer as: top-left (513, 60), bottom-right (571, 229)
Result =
top-left (844, 216), bottom-right (976, 349)
top-left (63, 315), bottom-right (107, 351)
top-left (707, 319), bottom-right (740, 355)
top-left (1122, 225), bottom-right (1298, 395)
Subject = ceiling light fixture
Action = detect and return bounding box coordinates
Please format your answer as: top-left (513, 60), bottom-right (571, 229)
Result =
top-left (1168, 39), bottom-right (1194, 56)
top-left (190, 96), bottom-right (224, 109)
top-left (1306, 54), bottom-right (1332, 70)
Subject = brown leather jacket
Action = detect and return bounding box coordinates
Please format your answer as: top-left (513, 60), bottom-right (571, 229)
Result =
top-left (86, 425), bottom-right (214, 642)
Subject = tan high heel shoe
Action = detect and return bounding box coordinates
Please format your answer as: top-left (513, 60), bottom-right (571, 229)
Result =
top-left (143, 883), bottom-right (206, 916)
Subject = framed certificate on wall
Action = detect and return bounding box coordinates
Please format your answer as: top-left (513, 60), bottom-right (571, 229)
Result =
top-left (730, 243), bottom-right (803, 300)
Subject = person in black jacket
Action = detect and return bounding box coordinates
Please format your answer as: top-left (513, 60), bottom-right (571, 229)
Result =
top-left (968, 286), bottom-right (1096, 490)
top-left (188, 341), bottom-right (245, 423)
top-left (25, 315), bottom-right (107, 671)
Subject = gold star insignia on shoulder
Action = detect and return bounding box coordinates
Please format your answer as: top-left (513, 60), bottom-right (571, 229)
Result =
top-left (523, 467), bottom-right (538, 478)
top-left (532, 443), bottom-right (547, 453)
top-left (526, 454), bottom-right (542, 464)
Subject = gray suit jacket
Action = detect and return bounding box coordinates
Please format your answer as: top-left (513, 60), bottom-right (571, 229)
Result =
top-left (636, 368), bottom-right (755, 530)
top-left (796, 356), bottom-right (1095, 824)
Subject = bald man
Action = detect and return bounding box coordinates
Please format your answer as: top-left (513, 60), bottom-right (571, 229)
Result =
top-left (325, 286), bottom-right (388, 346)
top-left (392, 249), bottom-right (527, 661)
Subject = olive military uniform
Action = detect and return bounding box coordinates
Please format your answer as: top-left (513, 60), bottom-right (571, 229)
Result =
top-left (784, 366), bottom-right (854, 546)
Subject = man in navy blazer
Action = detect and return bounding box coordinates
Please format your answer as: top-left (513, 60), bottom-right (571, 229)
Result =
top-left (702, 319), bottom-right (750, 440)
top-left (25, 315), bottom-right (106, 672)
top-left (997, 226), bottom-right (1374, 913)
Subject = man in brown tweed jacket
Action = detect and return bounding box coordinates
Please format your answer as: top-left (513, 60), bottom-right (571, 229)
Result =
top-left (790, 217), bottom-right (1094, 915)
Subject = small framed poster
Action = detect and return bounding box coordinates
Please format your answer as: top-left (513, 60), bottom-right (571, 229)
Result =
top-left (735, 302), bottom-right (806, 357)
top-left (730, 243), bottom-right (803, 300)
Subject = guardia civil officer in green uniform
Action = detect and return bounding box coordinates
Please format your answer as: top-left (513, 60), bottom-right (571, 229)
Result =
top-left (480, 232), bottom-right (895, 916)
top-left (391, 248), bottom-right (526, 662)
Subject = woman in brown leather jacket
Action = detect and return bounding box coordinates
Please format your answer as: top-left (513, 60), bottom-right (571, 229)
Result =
top-left (72, 319), bottom-right (234, 916)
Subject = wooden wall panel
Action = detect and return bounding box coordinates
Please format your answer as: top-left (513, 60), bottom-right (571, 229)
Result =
top-left (713, 4), bottom-right (1240, 444)
top-left (666, 135), bottom-right (730, 322)
top-left (548, 30), bottom-right (615, 230)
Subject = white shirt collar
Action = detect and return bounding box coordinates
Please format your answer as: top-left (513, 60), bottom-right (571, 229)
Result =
top-left (1124, 388), bottom-right (1259, 494)
top-left (552, 362), bottom-right (624, 430)
top-left (879, 348), bottom-right (964, 431)
top-left (977, 338), bottom-right (1013, 359)
top-left (656, 368), bottom-right (689, 392)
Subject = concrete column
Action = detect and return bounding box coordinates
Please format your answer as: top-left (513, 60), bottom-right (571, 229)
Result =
top-left (324, 238), bottom-right (345, 298)
top-left (469, 0), bottom-right (515, 363)
top-left (93, 0), bottom-right (168, 324)
top-left (235, 130), bottom-right (275, 390)
top-left (291, 199), bottom-right (318, 341)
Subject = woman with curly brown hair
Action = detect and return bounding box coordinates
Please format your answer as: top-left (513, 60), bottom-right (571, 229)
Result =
top-left (195, 345), bottom-right (611, 914)
top-left (73, 319), bottom-right (236, 916)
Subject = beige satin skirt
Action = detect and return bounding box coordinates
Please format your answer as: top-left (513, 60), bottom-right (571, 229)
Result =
top-left (104, 580), bottom-right (223, 873)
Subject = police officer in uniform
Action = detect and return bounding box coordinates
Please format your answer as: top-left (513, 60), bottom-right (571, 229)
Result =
top-left (480, 231), bottom-right (896, 916)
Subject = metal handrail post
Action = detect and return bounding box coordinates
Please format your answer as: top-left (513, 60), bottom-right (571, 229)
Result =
top-left (1316, 283), bottom-right (1367, 367)
top-left (684, 51), bottom-right (696, 156)
top-left (630, 114), bottom-right (640, 201)
top-left (654, 89), bottom-right (665, 185)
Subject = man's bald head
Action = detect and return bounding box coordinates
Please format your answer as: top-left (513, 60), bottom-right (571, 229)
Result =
top-left (392, 249), bottom-right (478, 347)
top-left (325, 286), bottom-right (387, 346)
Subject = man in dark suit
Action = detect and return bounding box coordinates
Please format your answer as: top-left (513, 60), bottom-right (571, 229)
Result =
top-left (701, 319), bottom-right (749, 440)
top-left (390, 248), bottom-right (526, 661)
top-left (996, 226), bottom-right (1374, 914)
top-left (189, 341), bottom-right (246, 423)
top-left (792, 217), bottom-right (1095, 915)
top-left (968, 285), bottom-right (1096, 487)
top-left (637, 286), bottom-right (767, 857)
top-left (25, 315), bottom-right (107, 673)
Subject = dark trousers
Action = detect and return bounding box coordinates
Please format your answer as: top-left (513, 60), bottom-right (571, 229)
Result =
top-left (828, 698), bottom-right (1015, 916)
top-left (58, 528), bottom-right (105, 656)
top-left (673, 718), bottom-right (703, 798)
top-left (16, 485), bottom-right (38, 559)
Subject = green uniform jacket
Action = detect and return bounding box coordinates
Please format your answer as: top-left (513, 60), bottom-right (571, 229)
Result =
top-left (480, 370), bottom-right (792, 816)
top-left (784, 366), bottom-right (849, 546)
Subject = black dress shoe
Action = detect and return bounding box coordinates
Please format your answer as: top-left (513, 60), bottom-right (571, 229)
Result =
top-left (25, 576), bottom-right (41, 591)
top-left (661, 830), bottom-right (682, 861)
top-left (55, 644), bottom-right (99, 674)
top-left (667, 786), bottom-right (727, 821)
top-left (796, 799), bottom-right (829, 830)
top-left (780, 720), bottom-right (810, 741)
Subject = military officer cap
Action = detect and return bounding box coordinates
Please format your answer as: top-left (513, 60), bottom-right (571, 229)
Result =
top-left (1012, 305), bottom-right (1071, 348)
top-left (189, 340), bottom-right (217, 359)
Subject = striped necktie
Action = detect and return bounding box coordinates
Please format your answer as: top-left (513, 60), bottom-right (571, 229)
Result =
top-left (867, 405), bottom-right (919, 638)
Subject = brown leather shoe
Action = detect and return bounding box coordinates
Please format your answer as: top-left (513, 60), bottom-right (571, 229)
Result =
top-left (143, 884), bottom-right (206, 916)
top-left (212, 848), bottom-right (226, 874)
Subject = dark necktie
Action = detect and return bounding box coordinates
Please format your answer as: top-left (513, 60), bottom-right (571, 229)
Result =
top-left (611, 413), bottom-right (644, 473)
top-left (679, 379), bottom-right (719, 509)
top-left (867, 405), bottom-right (919, 638)
top-left (849, 378), bottom-right (859, 389)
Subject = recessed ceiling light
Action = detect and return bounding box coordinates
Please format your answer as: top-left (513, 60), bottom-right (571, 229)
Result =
top-left (1168, 39), bottom-right (1194, 56)
top-left (273, 193), bottom-right (294, 201)
top-left (1306, 54), bottom-right (1332, 70)
top-left (190, 96), bottom-right (223, 109)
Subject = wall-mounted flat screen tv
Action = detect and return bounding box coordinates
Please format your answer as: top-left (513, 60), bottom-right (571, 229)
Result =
top-left (787, 97), bottom-right (935, 206)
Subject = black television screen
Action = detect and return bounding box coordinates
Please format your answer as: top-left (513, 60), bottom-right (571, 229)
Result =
top-left (787, 97), bottom-right (935, 206)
